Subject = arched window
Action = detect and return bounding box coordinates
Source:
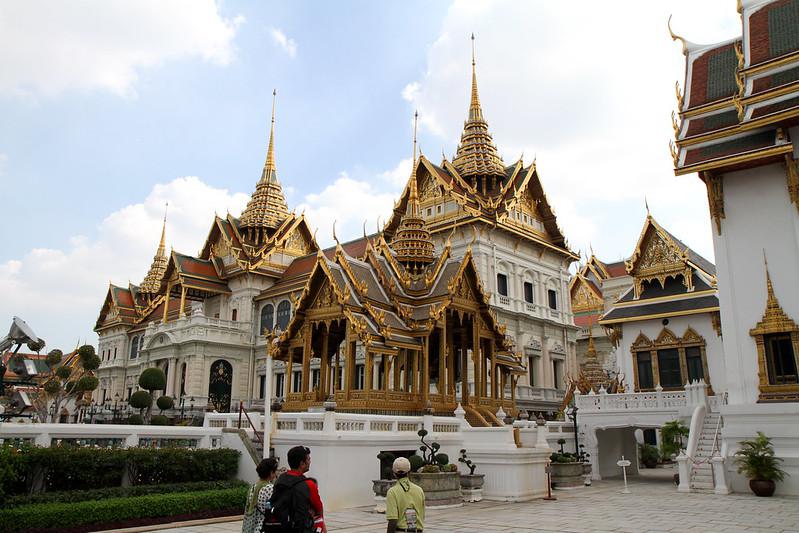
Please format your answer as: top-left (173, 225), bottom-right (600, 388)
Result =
top-left (276, 301), bottom-right (291, 331)
top-left (260, 304), bottom-right (274, 335)
top-left (139, 335), bottom-right (145, 353)
top-left (129, 336), bottom-right (139, 359)
top-left (231, 308), bottom-right (238, 321)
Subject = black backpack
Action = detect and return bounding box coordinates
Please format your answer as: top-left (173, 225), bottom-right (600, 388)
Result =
top-left (261, 473), bottom-right (316, 533)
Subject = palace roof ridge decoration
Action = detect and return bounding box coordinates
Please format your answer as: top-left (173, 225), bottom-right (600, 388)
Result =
top-left (239, 90), bottom-right (291, 239)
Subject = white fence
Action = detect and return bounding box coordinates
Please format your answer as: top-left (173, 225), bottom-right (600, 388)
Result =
top-left (0, 422), bottom-right (224, 449)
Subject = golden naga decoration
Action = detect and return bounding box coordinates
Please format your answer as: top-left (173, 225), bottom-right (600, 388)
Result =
top-left (675, 81), bottom-right (684, 111)
top-left (785, 154), bottom-right (799, 214)
top-left (671, 111), bottom-right (680, 138)
top-left (734, 41), bottom-right (746, 99)
top-left (668, 140), bottom-right (679, 167)
top-left (703, 172), bottom-right (725, 235)
top-left (733, 94), bottom-right (745, 121)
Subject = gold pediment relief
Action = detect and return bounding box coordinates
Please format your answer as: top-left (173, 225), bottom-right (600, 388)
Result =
top-left (631, 332), bottom-right (652, 350)
top-left (572, 280), bottom-right (603, 313)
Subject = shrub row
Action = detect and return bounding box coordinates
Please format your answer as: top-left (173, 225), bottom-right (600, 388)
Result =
top-left (0, 487), bottom-right (248, 533)
top-left (0, 445), bottom-right (240, 497)
top-left (4, 479), bottom-right (247, 508)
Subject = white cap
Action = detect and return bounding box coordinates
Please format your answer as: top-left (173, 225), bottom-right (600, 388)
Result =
top-left (393, 457), bottom-right (411, 474)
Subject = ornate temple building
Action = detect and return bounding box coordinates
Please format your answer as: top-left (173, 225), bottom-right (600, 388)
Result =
top-left (94, 42), bottom-right (577, 421)
top-left (669, 0), bottom-right (799, 493)
top-left (569, 254), bottom-right (630, 378)
top-left (599, 214), bottom-right (724, 395)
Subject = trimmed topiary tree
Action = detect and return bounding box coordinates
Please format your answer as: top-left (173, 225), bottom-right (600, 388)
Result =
top-left (150, 414), bottom-right (170, 426)
top-left (34, 345), bottom-right (100, 423)
top-left (128, 414), bottom-right (144, 425)
top-left (138, 368), bottom-right (167, 422)
top-left (129, 391), bottom-right (152, 417)
top-left (156, 395), bottom-right (174, 413)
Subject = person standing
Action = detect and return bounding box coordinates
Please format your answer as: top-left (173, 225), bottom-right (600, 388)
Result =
top-left (241, 457), bottom-right (279, 533)
top-left (385, 457), bottom-right (425, 533)
top-left (269, 445), bottom-right (326, 533)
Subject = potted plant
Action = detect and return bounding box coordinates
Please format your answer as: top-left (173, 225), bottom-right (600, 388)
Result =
top-left (408, 429), bottom-right (462, 508)
top-left (734, 432), bottom-right (787, 497)
top-left (458, 449), bottom-right (484, 502)
top-left (661, 419), bottom-right (688, 484)
top-left (549, 451), bottom-right (583, 489)
top-left (639, 443), bottom-right (660, 469)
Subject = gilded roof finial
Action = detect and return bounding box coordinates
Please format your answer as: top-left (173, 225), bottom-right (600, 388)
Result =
top-left (239, 88), bottom-right (290, 234)
top-left (158, 202), bottom-right (168, 256)
top-left (264, 89), bottom-right (277, 176)
top-left (645, 197), bottom-right (651, 216)
top-left (452, 33), bottom-right (504, 180)
top-left (140, 202), bottom-right (170, 294)
top-left (332, 220), bottom-right (340, 245)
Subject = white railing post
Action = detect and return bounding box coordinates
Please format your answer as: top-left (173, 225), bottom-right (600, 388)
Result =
top-left (677, 451), bottom-right (691, 493)
top-left (454, 403), bottom-right (466, 430)
top-left (711, 456), bottom-right (731, 494)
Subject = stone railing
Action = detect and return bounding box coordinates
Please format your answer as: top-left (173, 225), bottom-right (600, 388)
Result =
top-left (273, 411), bottom-right (461, 436)
top-left (146, 315), bottom-right (252, 346)
top-left (575, 387), bottom-right (687, 413)
top-left (515, 385), bottom-right (566, 403)
top-left (0, 423), bottom-right (225, 449)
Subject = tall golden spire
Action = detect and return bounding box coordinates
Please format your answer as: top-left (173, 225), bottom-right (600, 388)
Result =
top-left (141, 203), bottom-right (169, 294)
top-left (392, 112), bottom-right (435, 272)
top-left (239, 89), bottom-right (290, 240)
top-left (452, 34), bottom-right (504, 181)
top-left (582, 320), bottom-right (608, 391)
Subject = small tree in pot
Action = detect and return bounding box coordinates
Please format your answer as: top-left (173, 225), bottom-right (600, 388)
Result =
top-left (458, 449), bottom-right (484, 502)
top-left (409, 429), bottom-right (462, 507)
top-left (734, 432), bottom-right (787, 497)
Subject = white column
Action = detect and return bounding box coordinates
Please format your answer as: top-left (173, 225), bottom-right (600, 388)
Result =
top-left (264, 351), bottom-right (273, 459)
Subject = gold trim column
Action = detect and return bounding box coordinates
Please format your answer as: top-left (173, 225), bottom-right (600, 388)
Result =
top-left (422, 339), bottom-right (430, 405)
top-left (319, 324), bottom-right (329, 400)
top-left (364, 349), bottom-right (372, 396)
top-left (302, 324), bottom-right (312, 394)
top-left (179, 286), bottom-right (187, 317)
top-left (286, 354), bottom-right (294, 394)
top-left (162, 282), bottom-right (172, 323)
top-left (460, 329), bottom-right (469, 404)
top-left (438, 328), bottom-right (446, 397)
top-left (472, 316), bottom-right (481, 401)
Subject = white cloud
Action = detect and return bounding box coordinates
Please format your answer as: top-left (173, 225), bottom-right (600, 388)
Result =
top-left (0, 176), bottom-right (248, 350)
top-left (404, 0), bottom-right (739, 262)
top-left (270, 28), bottom-right (297, 58)
top-left (378, 157), bottom-right (413, 189)
top-left (297, 172), bottom-right (401, 249)
top-left (0, 0), bottom-right (244, 97)
top-left (402, 82), bottom-right (420, 102)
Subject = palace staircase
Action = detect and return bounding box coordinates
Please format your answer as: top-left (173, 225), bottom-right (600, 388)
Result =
top-left (463, 404), bottom-right (502, 427)
top-left (689, 410), bottom-right (722, 491)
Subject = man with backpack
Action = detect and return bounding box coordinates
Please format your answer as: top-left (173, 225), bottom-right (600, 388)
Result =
top-left (385, 457), bottom-right (425, 533)
top-left (263, 446), bottom-right (326, 533)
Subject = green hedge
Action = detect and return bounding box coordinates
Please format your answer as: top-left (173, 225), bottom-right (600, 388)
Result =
top-left (0, 487), bottom-right (248, 532)
top-left (4, 480), bottom-right (247, 508)
top-left (0, 445), bottom-right (240, 497)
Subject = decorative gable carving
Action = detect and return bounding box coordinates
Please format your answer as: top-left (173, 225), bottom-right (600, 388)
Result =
top-left (627, 217), bottom-right (694, 299)
top-left (572, 278), bottom-right (603, 313)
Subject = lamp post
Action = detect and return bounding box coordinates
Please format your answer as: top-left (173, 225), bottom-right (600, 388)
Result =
top-left (179, 396), bottom-right (186, 420)
top-left (567, 404), bottom-right (579, 455)
top-left (88, 401), bottom-right (98, 424)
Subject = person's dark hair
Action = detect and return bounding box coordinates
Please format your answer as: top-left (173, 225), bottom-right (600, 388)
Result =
top-left (395, 470), bottom-right (408, 479)
top-left (287, 445), bottom-right (310, 469)
top-left (256, 457), bottom-right (279, 479)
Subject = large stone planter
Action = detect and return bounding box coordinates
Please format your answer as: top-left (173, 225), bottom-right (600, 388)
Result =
top-left (372, 479), bottom-right (396, 513)
top-left (550, 462), bottom-right (584, 489)
top-left (409, 472), bottom-right (463, 508)
top-left (459, 474), bottom-right (484, 502)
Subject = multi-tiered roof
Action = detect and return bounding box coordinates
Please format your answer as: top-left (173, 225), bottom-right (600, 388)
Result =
top-left (671, 1), bottom-right (799, 232)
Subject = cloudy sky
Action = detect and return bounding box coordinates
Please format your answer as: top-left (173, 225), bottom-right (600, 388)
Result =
top-left (0, 1), bottom-right (741, 350)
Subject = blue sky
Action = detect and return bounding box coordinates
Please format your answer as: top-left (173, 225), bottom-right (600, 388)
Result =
top-left (0, 1), bottom-right (741, 350)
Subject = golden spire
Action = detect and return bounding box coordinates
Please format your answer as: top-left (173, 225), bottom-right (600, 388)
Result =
top-left (582, 319), bottom-right (607, 391)
top-left (452, 34), bottom-right (505, 181)
top-left (141, 203), bottom-right (169, 294)
top-left (239, 89), bottom-right (290, 239)
top-left (264, 89), bottom-right (277, 179)
top-left (392, 111), bottom-right (435, 272)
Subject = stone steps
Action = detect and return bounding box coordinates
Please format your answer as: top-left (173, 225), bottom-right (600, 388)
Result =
top-left (689, 411), bottom-right (723, 491)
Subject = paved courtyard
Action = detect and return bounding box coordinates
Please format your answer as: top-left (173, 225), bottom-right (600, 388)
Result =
top-left (140, 476), bottom-right (799, 533)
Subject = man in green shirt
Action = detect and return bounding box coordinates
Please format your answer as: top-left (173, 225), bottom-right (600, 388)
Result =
top-left (386, 457), bottom-right (425, 533)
